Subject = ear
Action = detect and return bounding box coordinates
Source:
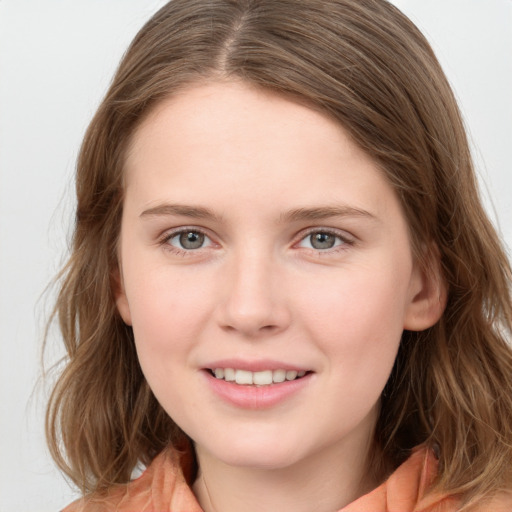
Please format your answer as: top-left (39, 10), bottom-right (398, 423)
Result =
top-left (112, 266), bottom-right (132, 326)
top-left (403, 245), bottom-right (447, 331)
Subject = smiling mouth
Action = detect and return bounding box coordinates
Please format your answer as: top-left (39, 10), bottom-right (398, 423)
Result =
top-left (208, 368), bottom-right (309, 386)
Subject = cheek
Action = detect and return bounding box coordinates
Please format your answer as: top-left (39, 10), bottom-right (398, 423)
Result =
top-left (298, 260), bottom-right (410, 367)
top-left (126, 273), bottom-right (211, 413)
top-left (300, 269), bottom-right (408, 423)
top-left (125, 267), bottom-right (213, 363)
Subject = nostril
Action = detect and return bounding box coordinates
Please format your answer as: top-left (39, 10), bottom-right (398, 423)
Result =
top-left (220, 321), bottom-right (281, 337)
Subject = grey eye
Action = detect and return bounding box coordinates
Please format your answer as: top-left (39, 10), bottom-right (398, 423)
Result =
top-left (309, 232), bottom-right (336, 249)
top-left (169, 230), bottom-right (208, 250)
top-left (180, 231), bottom-right (205, 249)
top-left (298, 231), bottom-right (346, 250)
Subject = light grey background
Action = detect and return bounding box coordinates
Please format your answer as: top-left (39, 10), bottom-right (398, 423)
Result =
top-left (0, 1), bottom-right (511, 510)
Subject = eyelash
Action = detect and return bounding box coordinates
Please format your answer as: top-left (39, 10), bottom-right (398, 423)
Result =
top-left (297, 228), bottom-right (355, 253)
top-left (158, 227), bottom-right (355, 256)
top-left (159, 227), bottom-right (215, 256)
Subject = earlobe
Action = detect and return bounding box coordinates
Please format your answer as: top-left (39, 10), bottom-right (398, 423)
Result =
top-left (112, 266), bottom-right (132, 326)
top-left (403, 247), bottom-right (447, 332)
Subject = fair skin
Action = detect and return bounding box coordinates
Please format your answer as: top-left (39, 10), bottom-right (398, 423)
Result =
top-left (116, 81), bottom-right (444, 512)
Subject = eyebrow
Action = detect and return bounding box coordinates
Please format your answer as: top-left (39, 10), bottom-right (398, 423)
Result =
top-left (140, 203), bottom-right (377, 224)
top-left (140, 204), bottom-right (223, 222)
top-left (280, 205), bottom-right (377, 223)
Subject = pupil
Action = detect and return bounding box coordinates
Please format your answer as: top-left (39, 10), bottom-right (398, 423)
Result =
top-left (180, 231), bottom-right (204, 249)
top-left (311, 232), bottom-right (335, 249)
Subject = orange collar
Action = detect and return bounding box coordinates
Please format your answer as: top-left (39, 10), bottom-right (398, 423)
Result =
top-left (65, 445), bottom-right (460, 512)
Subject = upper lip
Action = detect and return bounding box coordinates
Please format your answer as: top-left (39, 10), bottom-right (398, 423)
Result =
top-left (203, 359), bottom-right (309, 372)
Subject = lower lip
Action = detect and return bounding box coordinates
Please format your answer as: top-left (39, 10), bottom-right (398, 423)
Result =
top-left (203, 371), bottom-right (312, 409)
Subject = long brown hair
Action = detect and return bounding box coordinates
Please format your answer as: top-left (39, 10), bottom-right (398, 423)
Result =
top-left (46, 0), bottom-right (512, 507)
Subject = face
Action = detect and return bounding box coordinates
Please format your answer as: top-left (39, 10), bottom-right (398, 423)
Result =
top-left (116, 81), bottom-right (435, 473)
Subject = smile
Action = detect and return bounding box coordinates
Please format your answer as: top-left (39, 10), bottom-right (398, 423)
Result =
top-left (210, 368), bottom-right (308, 386)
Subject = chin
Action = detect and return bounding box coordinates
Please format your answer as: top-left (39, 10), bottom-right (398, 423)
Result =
top-left (220, 452), bottom-right (300, 471)
top-left (196, 433), bottom-right (302, 470)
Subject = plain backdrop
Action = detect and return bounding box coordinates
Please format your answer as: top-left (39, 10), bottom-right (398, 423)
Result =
top-left (0, 1), bottom-right (511, 510)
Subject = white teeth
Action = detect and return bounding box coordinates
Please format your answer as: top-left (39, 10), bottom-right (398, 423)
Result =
top-left (224, 368), bottom-right (236, 382)
top-left (253, 370), bottom-right (273, 385)
top-left (272, 369), bottom-right (286, 383)
top-left (235, 369), bottom-right (253, 385)
top-left (212, 367), bottom-right (307, 385)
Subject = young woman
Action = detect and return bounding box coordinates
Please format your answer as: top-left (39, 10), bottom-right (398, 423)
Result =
top-left (47, 1), bottom-right (512, 510)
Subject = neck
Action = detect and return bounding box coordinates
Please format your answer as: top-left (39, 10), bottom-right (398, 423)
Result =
top-left (192, 428), bottom-right (380, 512)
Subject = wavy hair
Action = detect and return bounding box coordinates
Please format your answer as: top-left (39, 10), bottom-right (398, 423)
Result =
top-left (46, 0), bottom-right (512, 507)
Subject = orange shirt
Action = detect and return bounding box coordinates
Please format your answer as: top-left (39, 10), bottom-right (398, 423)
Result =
top-left (63, 446), bottom-right (509, 512)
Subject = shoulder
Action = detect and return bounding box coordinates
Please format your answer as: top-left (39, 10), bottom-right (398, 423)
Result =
top-left (61, 446), bottom-right (202, 512)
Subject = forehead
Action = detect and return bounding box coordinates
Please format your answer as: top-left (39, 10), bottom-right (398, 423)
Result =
top-left (123, 81), bottom-right (401, 225)
top-left (126, 80), bottom-right (360, 171)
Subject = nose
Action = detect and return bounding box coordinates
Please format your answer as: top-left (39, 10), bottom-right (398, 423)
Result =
top-left (216, 249), bottom-right (291, 338)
